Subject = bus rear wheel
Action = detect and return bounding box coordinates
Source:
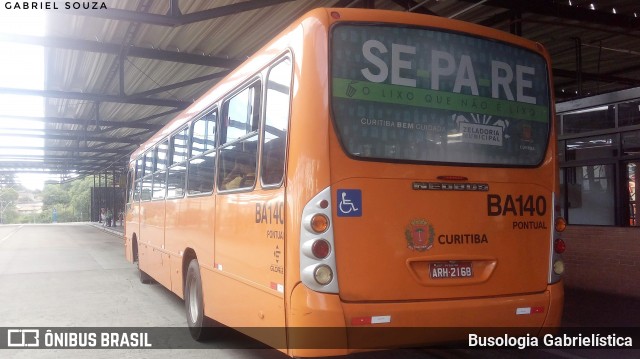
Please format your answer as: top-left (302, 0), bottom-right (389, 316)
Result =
top-left (134, 240), bottom-right (152, 284)
top-left (185, 258), bottom-right (210, 341)
top-left (139, 266), bottom-right (152, 284)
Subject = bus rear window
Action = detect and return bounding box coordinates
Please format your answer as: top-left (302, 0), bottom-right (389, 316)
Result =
top-left (331, 25), bottom-right (550, 166)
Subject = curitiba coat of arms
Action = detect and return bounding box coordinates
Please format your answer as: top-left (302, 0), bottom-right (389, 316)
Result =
top-left (405, 218), bottom-right (435, 252)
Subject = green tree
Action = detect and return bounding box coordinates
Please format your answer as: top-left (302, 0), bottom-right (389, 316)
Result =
top-left (69, 177), bottom-right (93, 221)
top-left (0, 187), bottom-right (19, 203)
top-left (42, 184), bottom-right (71, 209)
top-left (36, 177), bottom-right (96, 223)
top-left (41, 184), bottom-right (71, 222)
top-left (0, 187), bottom-right (19, 224)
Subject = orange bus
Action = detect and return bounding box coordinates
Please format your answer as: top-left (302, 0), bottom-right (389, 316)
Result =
top-left (124, 7), bottom-right (565, 356)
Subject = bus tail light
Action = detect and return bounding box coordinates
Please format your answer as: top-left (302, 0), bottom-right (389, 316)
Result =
top-left (311, 239), bottom-right (331, 259)
top-left (314, 265), bottom-right (334, 285)
top-left (549, 193), bottom-right (565, 284)
top-left (553, 259), bottom-right (565, 275)
top-left (554, 217), bottom-right (567, 232)
top-left (309, 214), bottom-right (329, 233)
top-left (554, 238), bottom-right (566, 254)
top-left (299, 187), bottom-right (339, 294)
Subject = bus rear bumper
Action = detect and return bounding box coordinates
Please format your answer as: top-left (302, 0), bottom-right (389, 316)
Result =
top-left (288, 281), bottom-right (564, 356)
top-left (542, 280), bottom-right (564, 328)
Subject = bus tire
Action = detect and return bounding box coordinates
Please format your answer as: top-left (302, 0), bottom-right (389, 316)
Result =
top-left (185, 258), bottom-right (210, 341)
top-left (139, 266), bottom-right (152, 284)
top-left (134, 240), bottom-right (152, 284)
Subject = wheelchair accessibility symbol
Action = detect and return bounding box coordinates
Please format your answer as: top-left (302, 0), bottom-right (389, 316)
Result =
top-left (337, 189), bottom-right (362, 217)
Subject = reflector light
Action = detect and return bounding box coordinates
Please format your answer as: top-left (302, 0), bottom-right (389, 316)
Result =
top-left (314, 264), bottom-right (333, 285)
top-left (311, 239), bottom-right (331, 259)
top-left (310, 214), bottom-right (329, 233)
top-left (554, 238), bottom-right (566, 254)
top-left (532, 306), bottom-right (545, 314)
top-left (553, 259), bottom-right (565, 275)
top-left (319, 199), bottom-right (329, 209)
top-left (350, 316), bottom-right (391, 325)
top-left (331, 11), bottom-right (341, 19)
top-left (351, 317), bottom-right (371, 326)
top-left (555, 217), bottom-right (567, 232)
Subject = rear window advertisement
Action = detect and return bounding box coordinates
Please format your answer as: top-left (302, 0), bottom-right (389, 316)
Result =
top-left (331, 25), bottom-right (550, 166)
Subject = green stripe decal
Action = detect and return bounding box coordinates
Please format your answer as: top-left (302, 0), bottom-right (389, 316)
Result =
top-left (332, 78), bottom-right (549, 123)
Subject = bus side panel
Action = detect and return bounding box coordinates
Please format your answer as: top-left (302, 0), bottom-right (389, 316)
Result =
top-left (212, 190), bottom-right (286, 327)
top-left (139, 200), bottom-right (171, 288)
top-left (282, 11), bottom-right (334, 315)
top-left (202, 267), bottom-right (287, 350)
top-left (164, 196), bottom-right (215, 297)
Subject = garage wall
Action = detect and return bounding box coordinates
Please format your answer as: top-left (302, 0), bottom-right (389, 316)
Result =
top-left (562, 226), bottom-right (640, 297)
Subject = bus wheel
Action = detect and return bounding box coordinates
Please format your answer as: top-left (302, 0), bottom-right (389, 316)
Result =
top-left (185, 258), bottom-right (209, 341)
top-left (135, 241), bottom-right (152, 284)
top-left (139, 265), bottom-right (152, 284)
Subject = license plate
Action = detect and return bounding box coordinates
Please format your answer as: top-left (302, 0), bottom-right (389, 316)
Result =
top-left (429, 261), bottom-right (473, 279)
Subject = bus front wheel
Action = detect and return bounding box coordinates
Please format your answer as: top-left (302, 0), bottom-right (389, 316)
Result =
top-left (185, 258), bottom-right (209, 341)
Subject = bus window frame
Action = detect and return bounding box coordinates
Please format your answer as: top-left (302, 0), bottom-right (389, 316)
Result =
top-left (217, 77), bottom-right (262, 194)
top-left (132, 157), bottom-right (143, 202)
top-left (126, 161), bottom-right (135, 209)
top-left (151, 139), bottom-right (169, 201)
top-left (140, 149), bottom-right (154, 202)
top-left (167, 125), bottom-right (190, 200)
top-left (186, 108), bottom-right (219, 198)
top-left (135, 156), bottom-right (144, 180)
top-left (260, 54), bottom-right (292, 190)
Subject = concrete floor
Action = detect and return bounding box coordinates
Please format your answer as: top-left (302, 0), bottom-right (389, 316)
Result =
top-left (0, 224), bottom-right (281, 358)
top-left (0, 223), bottom-right (637, 359)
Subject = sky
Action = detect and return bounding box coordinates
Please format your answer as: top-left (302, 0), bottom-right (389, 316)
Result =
top-left (0, 9), bottom-right (49, 190)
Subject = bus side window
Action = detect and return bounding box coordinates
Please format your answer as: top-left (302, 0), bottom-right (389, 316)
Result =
top-left (191, 111), bottom-right (217, 157)
top-left (261, 58), bottom-right (291, 187)
top-left (218, 82), bottom-right (261, 192)
top-left (222, 82), bottom-right (261, 144)
top-left (187, 110), bottom-right (217, 195)
top-left (152, 140), bottom-right (168, 200)
top-left (218, 137), bottom-right (258, 191)
top-left (133, 157), bottom-right (144, 201)
top-left (126, 164), bottom-right (134, 206)
top-left (141, 150), bottom-right (153, 201)
top-left (167, 127), bottom-right (188, 198)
